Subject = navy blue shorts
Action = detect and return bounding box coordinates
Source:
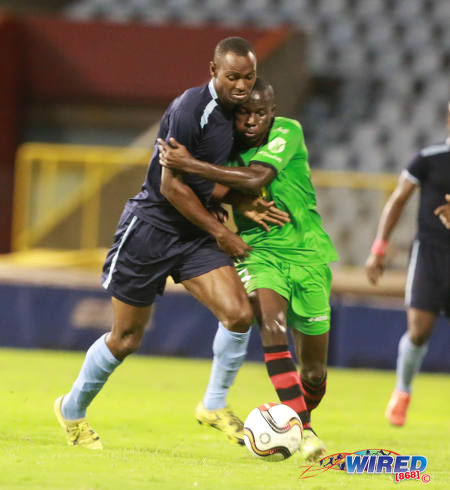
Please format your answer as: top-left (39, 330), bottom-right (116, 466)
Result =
top-left (405, 239), bottom-right (450, 317)
top-left (102, 205), bottom-right (233, 307)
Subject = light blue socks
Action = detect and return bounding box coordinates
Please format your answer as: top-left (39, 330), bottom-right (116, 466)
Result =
top-left (395, 333), bottom-right (428, 393)
top-left (61, 333), bottom-right (121, 420)
top-left (203, 322), bottom-right (251, 410)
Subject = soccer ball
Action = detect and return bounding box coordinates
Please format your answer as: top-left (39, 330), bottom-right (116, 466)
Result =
top-left (243, 403), bottom-right (303, 461)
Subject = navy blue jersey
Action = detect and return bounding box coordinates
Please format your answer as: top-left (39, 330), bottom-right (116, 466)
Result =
top-left (405, 142), bottom-right (450, 249)
top-left (131, 80), bottom-right (234, 238)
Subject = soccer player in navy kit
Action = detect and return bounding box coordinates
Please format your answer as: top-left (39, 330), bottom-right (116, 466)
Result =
top-left (366, 101), bottom-right (450, 426)
top-left (54, 37), bottom-right (258, 449)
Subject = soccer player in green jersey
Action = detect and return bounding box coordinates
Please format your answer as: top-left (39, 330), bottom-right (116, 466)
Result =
top-left (158, 78), bottom-right (338, 461)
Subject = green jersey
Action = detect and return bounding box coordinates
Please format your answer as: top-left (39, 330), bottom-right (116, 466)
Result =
top-left (229, 117), bottom-right (338, 265)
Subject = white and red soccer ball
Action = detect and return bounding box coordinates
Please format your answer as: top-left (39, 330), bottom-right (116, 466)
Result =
top-left (243, 402), bottom-right (303, 461)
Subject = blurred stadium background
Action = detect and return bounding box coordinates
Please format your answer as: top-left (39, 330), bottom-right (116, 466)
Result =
top-left (0, 0), bottom-right (448, 371)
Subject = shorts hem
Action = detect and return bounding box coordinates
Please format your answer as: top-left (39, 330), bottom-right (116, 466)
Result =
top-left (244, 283), bottom-right (290, 302)
top-left (407, 302), bottom-right (441, 315)
top-left (292, 324), bottom-right (330, 335)
top-left (176, 257), bottom-right (234, 283)
top-left (107, 287), bottom-right (155, 307)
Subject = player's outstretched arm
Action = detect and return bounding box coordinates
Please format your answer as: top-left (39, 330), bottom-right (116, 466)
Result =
top-left (160, 167), bottom-right (251, 259)
top-left (158, 137), bottom-right (274, 193)
top-left (433, 193), bottom-right (450, 229)
top-left (365, 171), bottom-right (417, 285)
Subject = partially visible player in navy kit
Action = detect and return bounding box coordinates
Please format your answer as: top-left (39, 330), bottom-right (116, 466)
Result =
top-left (366, 101), bottom-right (450, 427)
top-left (54, 37), bottom-right (259, 449)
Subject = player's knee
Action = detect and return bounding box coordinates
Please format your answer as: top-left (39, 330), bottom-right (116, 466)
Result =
top-left (408, 331), bottom-right (429, 346)
top-left (222, 304), bottom-right (253, 332)
top-left (301, 366), bottom-right (327, 386)
top-left (108, 330), bottom-right (143, 359)
top-left (260, 319), bottom-right (288, 345)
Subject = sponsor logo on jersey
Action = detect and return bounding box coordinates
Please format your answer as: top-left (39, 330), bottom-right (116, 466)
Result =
top-left (259, 151), bottom-right (282, 163)
top-left (268, 137), bottom-right (286, 154)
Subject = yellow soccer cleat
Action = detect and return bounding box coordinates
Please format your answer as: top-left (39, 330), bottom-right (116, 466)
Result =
top-left (54, 396), bottom-right (103, 450)
top-left (299, 429), bottom-right (326, 462)
top-left (195, 402), bottom-right (245, 446)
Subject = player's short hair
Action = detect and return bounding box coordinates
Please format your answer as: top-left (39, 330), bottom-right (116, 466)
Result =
top-left (252, 77), bottom-right (275, 99)
top-left (214, 37), bottom-right (255, 62)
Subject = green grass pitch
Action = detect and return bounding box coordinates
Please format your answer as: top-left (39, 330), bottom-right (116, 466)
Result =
top-left (0, 348), bottom-right (448, 489)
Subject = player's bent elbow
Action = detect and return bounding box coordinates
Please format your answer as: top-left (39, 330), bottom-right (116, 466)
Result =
top-left (245, 181), bottom-right (263, 194)
top-left (244, 176), bottom-right (268, 194)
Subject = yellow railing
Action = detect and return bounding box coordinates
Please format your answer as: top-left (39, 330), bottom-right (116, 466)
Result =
top-left (12, 143), bottom-right (150, 252)
top-left (9, 142), bottom-right (399, 268)
top-left (311, 169), bottom-right (397, 192)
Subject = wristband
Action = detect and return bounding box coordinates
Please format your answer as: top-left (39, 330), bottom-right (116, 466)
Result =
top-left (371, 238), bottom-right (388, 257)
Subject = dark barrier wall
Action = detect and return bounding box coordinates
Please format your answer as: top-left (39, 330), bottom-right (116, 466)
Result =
top-left (0, 16), bottom-right (21, 253)
top-left (19, 17), bottom-right (292, 103)
top-left (0, 282), bottom-right (448, 372)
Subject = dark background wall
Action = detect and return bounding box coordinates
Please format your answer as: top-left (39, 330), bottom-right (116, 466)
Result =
top-left (0, 281), bottom-right (448, 372)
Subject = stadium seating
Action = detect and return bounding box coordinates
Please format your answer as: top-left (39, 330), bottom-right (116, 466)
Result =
top-left (61, 0), bottom-right (448, 173)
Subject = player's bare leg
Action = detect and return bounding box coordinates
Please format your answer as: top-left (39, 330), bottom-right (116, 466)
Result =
top-left (55, 299), bottom-right (152, 448)
top-left (183, 265), bottom-right (253, 445)
top-left (182, 265), bottom-right (253, 333)
top-left (106, 298), bottom-right (153, 360)
top-left (386, 307), bottom-right (435, 426)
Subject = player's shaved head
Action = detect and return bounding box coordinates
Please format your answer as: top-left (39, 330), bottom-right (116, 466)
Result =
top-left (251, 77), bottom-right (275, 102)
top-left (213, 37), bottom-right (255, 64)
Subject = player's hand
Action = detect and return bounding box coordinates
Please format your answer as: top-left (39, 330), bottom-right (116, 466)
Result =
top-left (157, 137), bottom-right (192, 172)
top-left (238, 196), bottom-right (290, 232)
top-left (214, 227), bottom-right (252, 260)
top-left (433, 194), bottom-right (450, 230)
top-left (365, 253), bottom-right (385, 285)
top-left (210, 205), bottom-right (229, 224)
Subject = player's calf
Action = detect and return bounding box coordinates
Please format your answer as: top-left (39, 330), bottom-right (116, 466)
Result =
top-left (299, 371), bottom-right (327, 412)
top-left (263, 345), bottom-right (311, 429)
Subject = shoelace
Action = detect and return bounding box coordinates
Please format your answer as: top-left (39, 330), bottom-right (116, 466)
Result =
top-left (66, 421), bottom-right (92, 443)
top-left (223, 409), bottom-right (243, 429)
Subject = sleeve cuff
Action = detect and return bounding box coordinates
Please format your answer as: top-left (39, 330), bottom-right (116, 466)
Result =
top-left (249, 160), bottom-right (278, 176)
top-left (403, 169), bottom-right (420, 186)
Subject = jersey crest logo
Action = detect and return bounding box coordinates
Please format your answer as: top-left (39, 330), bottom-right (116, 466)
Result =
top-left (268, 137), bottom-right (286, 154)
